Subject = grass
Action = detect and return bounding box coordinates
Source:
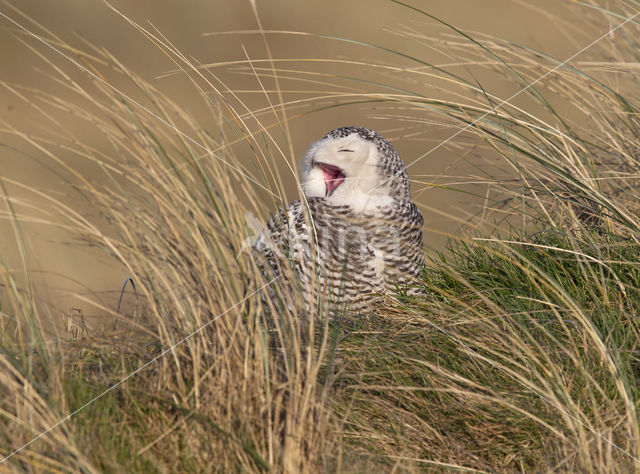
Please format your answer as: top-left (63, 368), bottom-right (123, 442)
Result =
top-left (1, 1), bottom-right (640, 472)
top-left (330, 231), bottom-right (640, 471)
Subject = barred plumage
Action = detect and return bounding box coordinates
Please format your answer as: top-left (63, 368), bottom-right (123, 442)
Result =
top-left (254, 127), bottom-right (424, 315)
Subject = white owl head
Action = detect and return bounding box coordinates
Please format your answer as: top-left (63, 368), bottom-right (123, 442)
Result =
top-left (301, 127), bottom-right (410, 212)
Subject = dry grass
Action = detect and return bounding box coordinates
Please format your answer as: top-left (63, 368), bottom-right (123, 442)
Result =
top-left (1, 1), bottom-right (640, 472)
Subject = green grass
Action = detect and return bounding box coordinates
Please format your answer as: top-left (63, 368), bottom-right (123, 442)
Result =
top-left (9, 228), bottom-right (640, 472)
top-left (328, 230), bottom-right (640, 471)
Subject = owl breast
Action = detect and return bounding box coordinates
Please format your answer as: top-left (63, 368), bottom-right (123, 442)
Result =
top-left (255, 197), bottom-right (424, 314)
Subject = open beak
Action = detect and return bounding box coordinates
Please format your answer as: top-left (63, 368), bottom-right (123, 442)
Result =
top-left (317, 162), bottom-right (345, 196)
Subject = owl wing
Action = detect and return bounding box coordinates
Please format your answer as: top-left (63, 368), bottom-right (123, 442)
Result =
top-left (369, 200), bottom-right (425, 291)
top-left (254, 199), bottom-right (306, 276)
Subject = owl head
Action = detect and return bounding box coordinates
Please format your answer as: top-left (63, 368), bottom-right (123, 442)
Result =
top-left (301, 127), bottom-right (410, 211)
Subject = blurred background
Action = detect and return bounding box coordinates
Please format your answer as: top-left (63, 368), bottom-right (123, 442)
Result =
top-left (0, 0), bottom-right (625, 329)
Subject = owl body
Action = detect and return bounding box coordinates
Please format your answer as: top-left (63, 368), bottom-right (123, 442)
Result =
top-left (254, 127), bottom-right (424, 314)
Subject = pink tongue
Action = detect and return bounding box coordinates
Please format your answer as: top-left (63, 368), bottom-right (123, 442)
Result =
top-left (323, 168), bottom-right (344, 194)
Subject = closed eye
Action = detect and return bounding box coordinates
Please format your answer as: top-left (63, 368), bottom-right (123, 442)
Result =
top-left (338, 149), bottom-right (354, 152)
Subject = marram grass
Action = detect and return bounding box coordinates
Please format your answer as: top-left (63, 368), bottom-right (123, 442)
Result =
top-left (1, 2), bottom-right (640, 472)
top-left (329, 231), bottom-right (640, 471)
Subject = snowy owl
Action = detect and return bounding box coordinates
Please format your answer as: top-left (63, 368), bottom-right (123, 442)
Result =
top-left (254, 126), bottom-right (424, 315)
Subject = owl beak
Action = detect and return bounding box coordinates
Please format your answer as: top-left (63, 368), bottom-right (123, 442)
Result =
top-left (317, 162), bottom-right (345, 196)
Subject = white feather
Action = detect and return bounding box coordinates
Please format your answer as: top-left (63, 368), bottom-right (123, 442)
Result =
top-left (301, 133), bottom-right (393, 213)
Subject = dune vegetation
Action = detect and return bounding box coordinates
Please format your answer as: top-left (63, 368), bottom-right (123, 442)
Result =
top-left (1, 2), bottom-right (640, 472)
